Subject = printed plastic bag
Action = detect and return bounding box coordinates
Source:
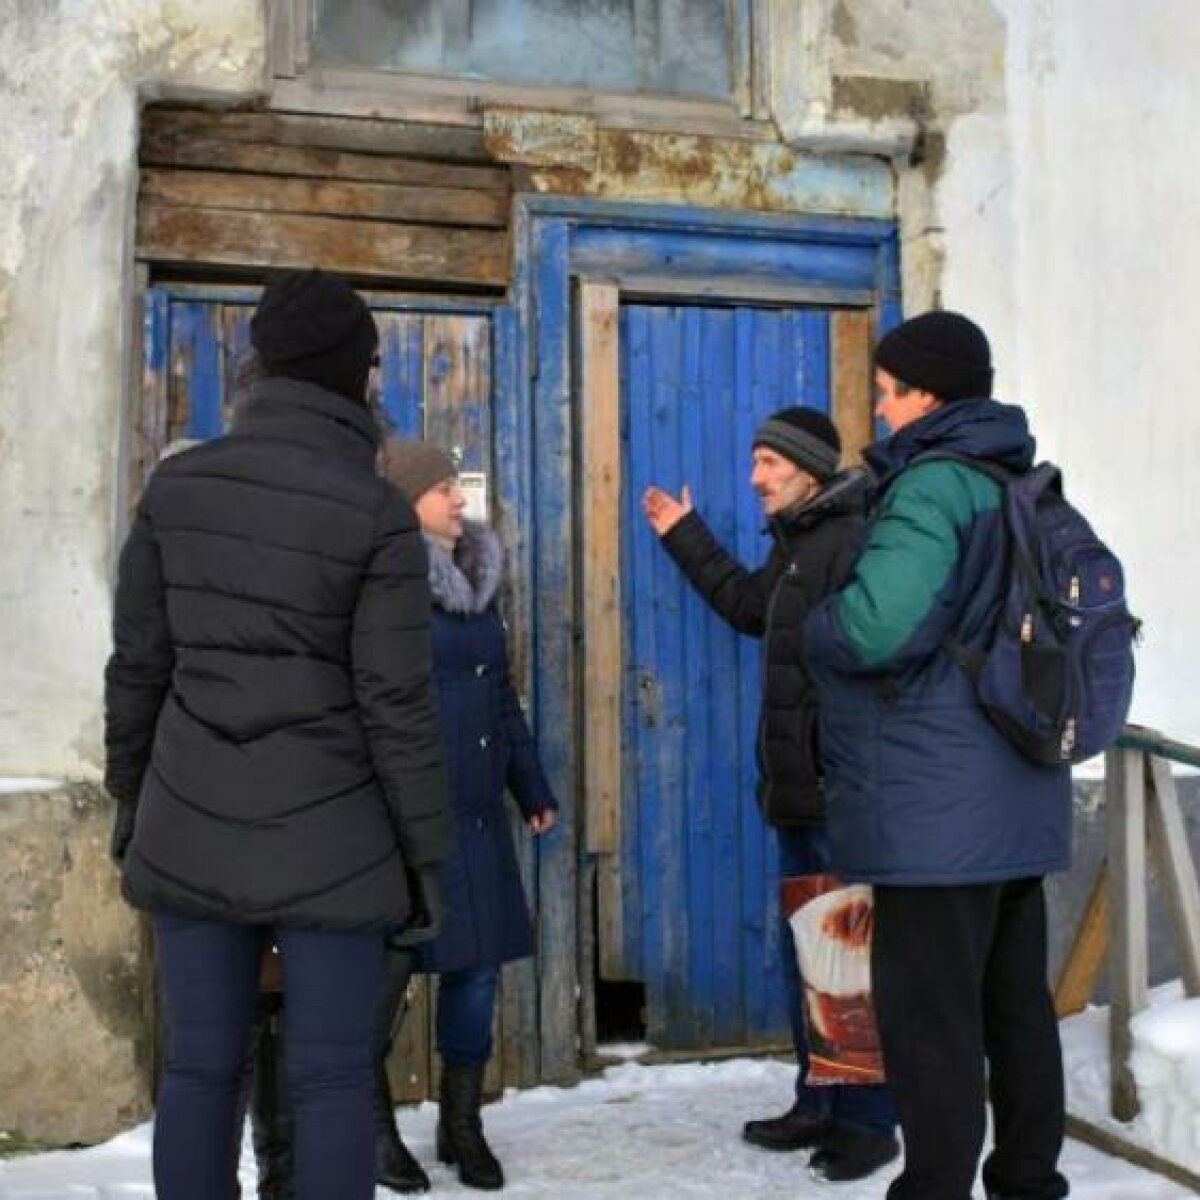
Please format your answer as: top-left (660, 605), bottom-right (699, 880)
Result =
top-left (781, 874), bottom-right (885, 1086)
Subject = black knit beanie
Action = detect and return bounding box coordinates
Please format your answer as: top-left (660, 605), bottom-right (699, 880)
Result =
top-left (753, 407), bottom-right (841, 482)
top-left (873, 310), bottom-right (993, 402)
top-left (250, 268), bottom-right (379, 404)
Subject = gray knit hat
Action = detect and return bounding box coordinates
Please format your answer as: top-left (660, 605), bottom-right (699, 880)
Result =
top-left (381, 437), bottom-right (457, 504)
top-left (753, 407), bottom-right (841, 482)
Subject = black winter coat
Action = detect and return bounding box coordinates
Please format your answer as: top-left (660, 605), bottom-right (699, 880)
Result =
top-left (104, 378), bottom-right (450, 930)
top-left (660, 472), bottom-right (868, 827)
top-left (414, 523), bottom-right (557, 975)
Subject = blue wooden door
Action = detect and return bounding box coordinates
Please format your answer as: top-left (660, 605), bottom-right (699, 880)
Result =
top-left (616, 303), bottom-right (834, 1049)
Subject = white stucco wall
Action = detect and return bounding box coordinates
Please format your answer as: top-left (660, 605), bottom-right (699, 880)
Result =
top-left (0, 1), bottom-right (266, 777)
top-left (937, 0), bottom-right (1200, 743)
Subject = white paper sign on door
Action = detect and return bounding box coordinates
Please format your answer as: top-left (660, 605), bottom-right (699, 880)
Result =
top-left (460, 471), bottom-right (489, 523)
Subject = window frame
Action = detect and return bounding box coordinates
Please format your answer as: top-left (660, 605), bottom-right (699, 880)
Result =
top-left (268, 0), bottom-right (776, 136)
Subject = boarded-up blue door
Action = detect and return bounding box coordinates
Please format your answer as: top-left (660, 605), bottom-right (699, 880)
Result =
top-left (614, 303), bottom-right (835, 1049)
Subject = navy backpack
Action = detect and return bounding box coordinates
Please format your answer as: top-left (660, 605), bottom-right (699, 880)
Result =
top-left (922, 454), bottom-right (1140, 766)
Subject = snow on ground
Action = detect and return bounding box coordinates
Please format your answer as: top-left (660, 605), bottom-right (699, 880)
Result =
top-left (1, 1056), bottom-right (1191, 1200)
top-left (1062, 981), bottom-right (1200, 1176)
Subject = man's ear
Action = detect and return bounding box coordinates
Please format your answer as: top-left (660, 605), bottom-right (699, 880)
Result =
top-left (918, 391), bottom-right (945, 416)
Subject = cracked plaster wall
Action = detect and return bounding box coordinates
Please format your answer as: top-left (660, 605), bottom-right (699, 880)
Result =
top-left (0, 1), bottom-right (266, 779)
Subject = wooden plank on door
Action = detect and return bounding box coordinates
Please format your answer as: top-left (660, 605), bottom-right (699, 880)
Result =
top-left (641, 306), bottom-right (691, 1046)
top-left (141, 129), bottom-right (508, 192)
top-left (387, 973), bottom-right (432, 1105)
top-left (142, 106), bottom-right (491, 163)
top-left (735, 308), bottom-right (776, 1042)
top-left (422, 316), bottom-right (492, 469)
top-left (529, 218), bottom-right (581, 1083)
top-left (138, 287), bottom-right (170, 492)
top-left (679, 305), bottom-right (714, 1048)
top-left (700, 309), bottom-right (744, 1047)
top-left (141, 168), bottom-right (508, 228)
top-left (219, 302), bottom-right (254, 430)
top-left (375, 312), bottom-right (426, 438)
top-left (831, 309), bottom-right (874, 465)
top-left (491, 305), bottom-right (540, 1089)
top-left (580, 282), bottom-right (626, 987)
top-left (580, 283), bottom-right (622, 856)
top-left (137, 205), bottom-right (508, 287)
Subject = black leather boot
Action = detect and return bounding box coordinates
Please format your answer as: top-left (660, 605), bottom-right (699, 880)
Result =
top-left (436, 1064), bottom-right (504, 1190)
top-left (248, 997), bottom-right (295, 1200)
top-left (742, 1101), bottom-right (832, 1151)
top-left (374, 950), bottom-right (429, 1194)
top-left (808, 1129), bottom-right (900, 1182)
top-left (373, 1057), bottom-right (430, 1193)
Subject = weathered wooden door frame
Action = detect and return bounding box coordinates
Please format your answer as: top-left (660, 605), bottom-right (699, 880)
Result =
top-left (510, 196), bottom-right (901, 1077)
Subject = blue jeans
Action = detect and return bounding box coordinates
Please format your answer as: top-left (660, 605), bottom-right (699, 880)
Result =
top-left (777, 826), bottom-right (896, 1137)
top-left (153, 913), bottom-right (384, 1200)
top-left (436, 966), bottom-right (499, 1068)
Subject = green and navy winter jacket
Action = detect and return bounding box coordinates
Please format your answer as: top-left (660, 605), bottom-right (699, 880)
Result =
top-left (804, 399), bottom-right (1071, 885)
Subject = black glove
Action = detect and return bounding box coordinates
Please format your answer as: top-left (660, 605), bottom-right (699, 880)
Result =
top-left (109, 801), bottom-right (137, 865)
top-left (388, 865), bottom-right (443, 948)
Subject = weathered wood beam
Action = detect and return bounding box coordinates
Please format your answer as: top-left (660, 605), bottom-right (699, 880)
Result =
top-left (1107, 744), bottom-right (1148, 1121)
top-left (1054, 862), bottom-right (1109, 1018)
top-left (580, 281), bottom-right (622, 859)
top-left (141, 130), bottom-right (509, 194)
top-left (831, 309), bottom-right (874, 466)
top-left (1145, 754), bottom-right (1200, 996)
top-left (137, 204), bottom-right (508, 287)
top-left (143, 106), bottom-right (489, 161)
top-left (141, 167), bottom-right (507, 229)
top-left (1065, 1114), bottom-right (1200, 1194)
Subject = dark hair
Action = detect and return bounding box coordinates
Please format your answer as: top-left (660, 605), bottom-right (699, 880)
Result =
top-left (885, 377), bottom-right (945, 404)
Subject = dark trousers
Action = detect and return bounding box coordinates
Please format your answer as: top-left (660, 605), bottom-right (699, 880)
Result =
top-left (778, 826), bottom-right (895, 1136)
top-left (872, 879), bottom-right (1069, 1200)
top-left (436, 965), bottom-right (500, 1068)
top-left (153, 912), bottom-right (384, 1200)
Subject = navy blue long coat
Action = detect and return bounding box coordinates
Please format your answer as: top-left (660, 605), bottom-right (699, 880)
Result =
top-left (415, 523), bottom-right (557, 974)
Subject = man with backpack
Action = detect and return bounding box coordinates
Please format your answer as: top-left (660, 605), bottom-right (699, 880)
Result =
top-left (804, 312), bottom-right (1074, 1200)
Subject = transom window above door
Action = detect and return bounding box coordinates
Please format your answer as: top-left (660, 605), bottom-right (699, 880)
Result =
top-left (314, 0), bottom-right (733, 101)
top-left (270, 0), bottom-right (775, 128)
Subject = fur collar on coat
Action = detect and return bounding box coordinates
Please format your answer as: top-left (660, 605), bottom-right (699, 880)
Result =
top-left (425, 521), bottom-right (503, 614)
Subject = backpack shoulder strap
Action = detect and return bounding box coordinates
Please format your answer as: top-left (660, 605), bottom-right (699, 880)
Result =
top-left (908, 450), bottom-right (1017, 486)
top-left (906, 452), bottom-right (1017, 678)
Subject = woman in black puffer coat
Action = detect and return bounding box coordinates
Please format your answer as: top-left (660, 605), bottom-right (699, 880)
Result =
top-left (103, 270), bottom-right (449, 1200)
top-left (381, 438), bottom-right (558, 1193)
